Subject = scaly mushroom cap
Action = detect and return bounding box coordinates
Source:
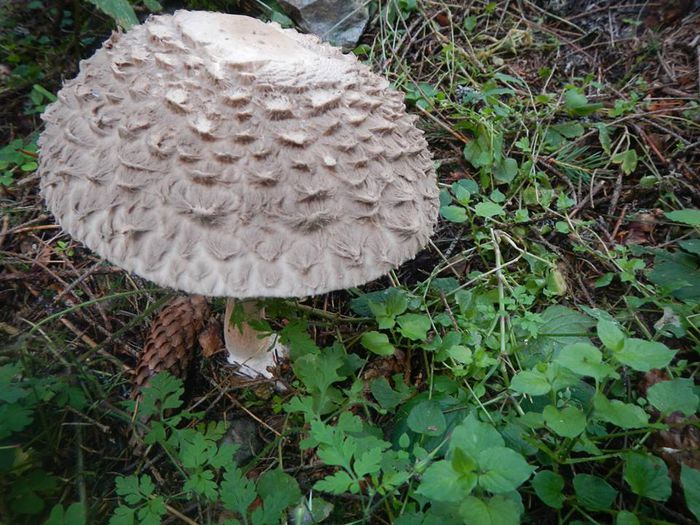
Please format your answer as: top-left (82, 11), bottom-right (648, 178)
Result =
top-left (38, 10), bottom-right (439, 297)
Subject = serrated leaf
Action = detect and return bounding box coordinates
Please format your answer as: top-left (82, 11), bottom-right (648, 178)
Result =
top-left (573, 474), bottom-right (617, 511)
top-left (314, 470), bottom-right (355, 495)
top-left (613, 338), bottom-right (676, 371)
top-left (612, 149), bottom-right (638, 175)
top-left (361, 331), bottom-right (395, 356)
top-left (109, 506), bottom-right (135, 525)
top-left (532, 471), bottom-right (565, 509)
top-left (646, 378), bottom-right (699, 416)
top-left (354, 447), bottom-right (383, 477)
top-left (220, 468), bottom-right (257, 515)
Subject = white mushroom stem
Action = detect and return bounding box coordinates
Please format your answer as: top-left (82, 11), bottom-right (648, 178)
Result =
top-left (223, 298), bottom-right (287, 378)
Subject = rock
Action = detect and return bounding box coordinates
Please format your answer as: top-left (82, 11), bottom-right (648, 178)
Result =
top-left (278, 0), bottom-right (369, 50)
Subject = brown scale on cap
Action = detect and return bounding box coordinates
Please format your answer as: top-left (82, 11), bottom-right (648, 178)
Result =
top-left (38, 10), bottom-right (439, 299)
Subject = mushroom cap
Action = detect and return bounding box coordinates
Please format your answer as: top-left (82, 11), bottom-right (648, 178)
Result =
top-left (38, 10), bottom-right (439, 298)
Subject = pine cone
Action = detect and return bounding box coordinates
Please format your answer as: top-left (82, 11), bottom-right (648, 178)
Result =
top-left (133, 295), bottom-right (211, 394)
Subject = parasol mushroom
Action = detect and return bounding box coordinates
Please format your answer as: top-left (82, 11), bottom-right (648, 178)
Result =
top-left (37, 10), bottom-right (439, 377)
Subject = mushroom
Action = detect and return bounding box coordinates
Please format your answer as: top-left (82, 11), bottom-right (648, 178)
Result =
top-left (37, 10), bottom-right (439, 377)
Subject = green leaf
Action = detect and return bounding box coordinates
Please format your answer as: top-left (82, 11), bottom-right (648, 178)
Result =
top-left (449, 413), bottom-right (504, 458)
top-left (257, 469), bottom-right (301, 521)
top-left (665, 209), bottom-right (700, 226)
top-left (361, 331), bottom-right (395, 356)
top-left (85, 0), bottom-right (138, 28)
top-left (474, 201), bottom-right (504, 218)
top-left (525, 306), bottom-right (594, 362)
top-left (624, 452), bottom-right (671, 501)
top-left (543, 405), bottom-right (586, 438)
top-left (564, 89), bottom-right (603, 116)
top-left (397, 313), bottom-right (431, 341)
top-left (510, 370), bottom-right (551, 395)
top-left (115, 476), bottom-right (142, 505)
top-left (593, 123), bottom-right (611, 153)
top-left (458, 495), bottom-right (521, 525)
top-left (597, 319), bottom-right (625, 351)
top-left (109, 506), bottom-right (135, 525)
top-left (681, 465), bottom-right (700, 521)
top-left (354, 447), bottom-right (383, 477)
top-left (220, 468), bottom-right (257, 514)
top-left (493, 157), bottom-right (518, 184)
top-left (370, 377), bottom-right (408, 410)
top-left (616, 511), bottom-right (640, 525)
top-left (646, 378), bottom-right (699, 417)
top-left (554, 342), bottom-right (615, 381)
top-left (573, 474), bottom-right (617, 511)
top-left (551, 121), bottom-right (584, 138)
top-left (612, 149), bottom-right (638, 175)
top-left (477, 447), bottom-right (534, 493)
top-left (532, 471), bottom-right (565, 509)
top-left (441, 205), bottom-right (468, 223)
top-left (407, 400), bottom-right (446, 437)
top-left (314, 470), bottom-right (354, 495)
top-left (138, 372), bottom-right (184, 418)
top-left (416, 460), bottom-right (476, 502)
top-left (613, 338), bottom-right (676, 371)
top-left (593, 393), bottom-right (649, 429)
top-left (45, 503), bottom-right (87, 525)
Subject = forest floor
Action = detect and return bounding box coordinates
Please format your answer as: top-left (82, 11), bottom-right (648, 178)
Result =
top-left (1, 1), bottom-right (699, 524)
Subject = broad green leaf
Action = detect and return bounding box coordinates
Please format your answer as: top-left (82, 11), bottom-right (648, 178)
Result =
top-left (646, 378), bottom-right (699, 417)
top-left (397, 313), bottom-right (431, 341)
top-left (474, 201), bottom-right (504, 218)
top-left (543, 405), bottom-right (586, 438)
top-left (458, 495), bottom-right (521, 525)
top-left (551, 121), bottom-right (584, 138)
top-left (86, 0), bottom-right (138, 28)
top-left (681, 465), bottom-right (700, 521)
top-left (477, 447), bottom-right (534, 493)
top-left (510, 370), bottom-right (551, 395)
top-left (573, 474), bottom-right (617, 511)
top-left (593, 393), bottom-right (649, 429)
top-left (407, 400), bottom-right (446, 437)
top-left (616, 511), bottom-right (640, 525)
top-left (493, 157), bottom-right (518, 184)
top-left (593, 123), bottom-right (611, 153)
top-left (46, 503), bottom-right (87, 525)
top-left (370, 377), bottom-right (407, 410)
top-left (624, 453), bottom-right (671, 501)
top-left (524, 306), bottom-right (594, 364)
top-left (666, 209), bottom-right (700, 226)
top-left (441, 205), bottom-right (468, 223)
top-left (597, 319), bottom-right (625, 351)
top-left (554, 343), bottom-right (615, 381)
top-left (613, 339), bottom-right (676, 371)
top-left (361, 331), bottom-right (395, 356)
top-left (532, 471), bottom-right (565, 509)
top-left (416, 460), bottom-right (476, 502)
top-left (257, 469), bottom-right (301, 521)
top-left (449, 413), bottom-right (504, 458)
